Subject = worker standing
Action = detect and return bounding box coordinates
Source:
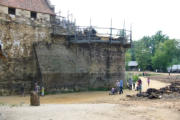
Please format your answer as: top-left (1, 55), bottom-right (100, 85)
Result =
top-left (147, 77), bottom-right (150, 87)
top-left (119, 80), bottom-right (123, 94)
top-left (41, 86), bottom-right (45, 96)
top-left (137, 79), bottom-right (142, 94)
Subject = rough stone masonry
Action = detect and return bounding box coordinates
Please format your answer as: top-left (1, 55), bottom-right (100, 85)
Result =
top-left (0, 0), bottom-right (130, 95)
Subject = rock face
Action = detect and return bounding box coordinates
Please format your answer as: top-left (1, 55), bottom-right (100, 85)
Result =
top-left (30, 91), bottom-right (40, 106)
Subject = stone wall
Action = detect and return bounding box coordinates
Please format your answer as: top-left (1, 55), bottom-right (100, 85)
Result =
top-left (0, 5), bottom-right (8, 14)
top-left (35, 39), bottom-right (126, 92)
top-left (0, 5), bottom-right (51, 21)
top-left (0, 13), bottom-right (51, 57)
top-left (0, 7), bottom-right (127, 95)
top-left (0, 12), bottom-right (51, 95)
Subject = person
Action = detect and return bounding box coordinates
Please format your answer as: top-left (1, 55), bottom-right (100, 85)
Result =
top-left (137, 78), bottom-right (142, 94)
top-left (41, 86), bottom-right (45, 96)
top-left (119, 80), bottom-right (123, 94)
top-left (115, 80), bottom-right (120, 93)
top-left (147, 77), bottom-right (150, 87)
top-left (133, 79), bottom-right (136, 90)
top-left (168, 69), bottom-right (171, 76)
top-left (110, 87), bottom-right (115, 95)
top-left (35, 82), bottom-right (40, 94)
top-left (128, 78), bottom-right (133, 90)
top-left (20, 83), bottom-right (25, 97)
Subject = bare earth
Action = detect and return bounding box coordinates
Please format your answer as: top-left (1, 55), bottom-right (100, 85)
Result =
top-left (0, 74), bottom-right (180, 120)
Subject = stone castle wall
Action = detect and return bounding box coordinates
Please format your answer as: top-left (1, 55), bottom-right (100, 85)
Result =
top-left (0, 7), bottom-right (127, 95)
top-left (0, 12), bottom-right (52, 95)
top-left (35, 39), bottom-right (126, 92)
top-left (0, 5), bottom-right (51, 21)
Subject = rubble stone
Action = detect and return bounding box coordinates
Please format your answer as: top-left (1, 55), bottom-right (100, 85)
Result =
top-left (137, 82), bottom-right (180, 99)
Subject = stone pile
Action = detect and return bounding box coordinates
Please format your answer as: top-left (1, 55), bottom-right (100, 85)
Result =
top-left (137, 81), bottom-right (180, 99)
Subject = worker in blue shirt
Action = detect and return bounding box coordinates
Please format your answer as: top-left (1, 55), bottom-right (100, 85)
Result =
top-left (119, 80), bottom-right (123, 94)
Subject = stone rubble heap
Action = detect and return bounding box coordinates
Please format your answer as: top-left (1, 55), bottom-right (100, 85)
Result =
top-left (137, 81), bottom-right (180, 99)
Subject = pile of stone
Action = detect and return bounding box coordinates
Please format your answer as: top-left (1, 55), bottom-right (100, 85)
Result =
top-left (137, 81), bottom-right (180, 99)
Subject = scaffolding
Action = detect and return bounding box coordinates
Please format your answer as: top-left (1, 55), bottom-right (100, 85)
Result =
top-left (70, 26), bottom-right (132, 46)
top-left (51, 15), bottom-right (132, 46)
top-left (51, 15), bottom-right (76, 35)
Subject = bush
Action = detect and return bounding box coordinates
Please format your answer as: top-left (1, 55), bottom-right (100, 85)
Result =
top-left (132, 75), bottom-right (139, 83)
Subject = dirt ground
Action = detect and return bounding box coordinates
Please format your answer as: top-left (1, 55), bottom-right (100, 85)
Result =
top-left (0, 73), bottom-right (180, 120)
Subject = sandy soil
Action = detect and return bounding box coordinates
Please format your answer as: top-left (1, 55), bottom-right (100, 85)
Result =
top-left (0, 75), bottom-right (180, 120)
top-left (148, 75), bottom-right (180, 83)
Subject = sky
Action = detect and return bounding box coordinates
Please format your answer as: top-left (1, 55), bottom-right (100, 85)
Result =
top-left (51, 0), bottom-right (180, 40)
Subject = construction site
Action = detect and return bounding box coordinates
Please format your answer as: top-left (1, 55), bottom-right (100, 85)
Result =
top-left (0, 0), bottom-right (131, 95)
top-left (0, 72), bottom-right (180, 120)
top-left (0, 0), bottom-right (180, 120)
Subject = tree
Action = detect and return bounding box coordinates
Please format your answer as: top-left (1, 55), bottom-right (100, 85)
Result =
top-left (126, 31), bottom-right (179, 71)
top-left (152, 40), bottom-right (178, 71)
top-left (125, 50), bottom-right (131, 70)
top-left (127, 31), bottom-right (170, 71)
top-left (135, 46), bottom-right (152, 70)
top-left (151, 31), bottom-right (169, 55)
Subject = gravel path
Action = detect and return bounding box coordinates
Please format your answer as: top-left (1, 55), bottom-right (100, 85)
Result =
top-left (140, 76), bottom-right (170, 92)
top-left (0, 103), bottom-right (180, 120)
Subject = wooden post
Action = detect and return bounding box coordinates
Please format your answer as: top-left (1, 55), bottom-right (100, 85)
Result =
top-left (30, 91), bottom-right (40, 106)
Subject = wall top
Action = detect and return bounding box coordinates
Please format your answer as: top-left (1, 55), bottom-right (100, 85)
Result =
top-left (0, 0), bottom-right (55, 15)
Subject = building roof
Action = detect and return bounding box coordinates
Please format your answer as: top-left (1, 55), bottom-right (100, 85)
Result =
top-left (173, 65), bottom-right (180, 70)
top-left (128, 61), bottom-right (138, 67)
top-left (0, 0), bottom-right (55, 15)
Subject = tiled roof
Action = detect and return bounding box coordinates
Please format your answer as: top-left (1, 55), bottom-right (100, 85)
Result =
top-left (0, 0), bottom-right (55, 15)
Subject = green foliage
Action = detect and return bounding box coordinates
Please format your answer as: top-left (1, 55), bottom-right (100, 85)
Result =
top-left (125, 50), bottom-right (132, 70)
top-left (125, 50), bottom-right (131, 62)
top-left (135, 46), bottom-right (152, 70)
top-left (128, 30), bottom-right (179, 71)
top-left (152, 40), bottom-right (179, 71)
top-left (132, 75), bottom-right (139, 82)
top-left (151, 31), bottom-right (169, 55)
top-left (125, 72), bottom-right (132, 82)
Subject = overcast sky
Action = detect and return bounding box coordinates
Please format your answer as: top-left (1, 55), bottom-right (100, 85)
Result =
top-left (51, 0), bottom-right (180, 40)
